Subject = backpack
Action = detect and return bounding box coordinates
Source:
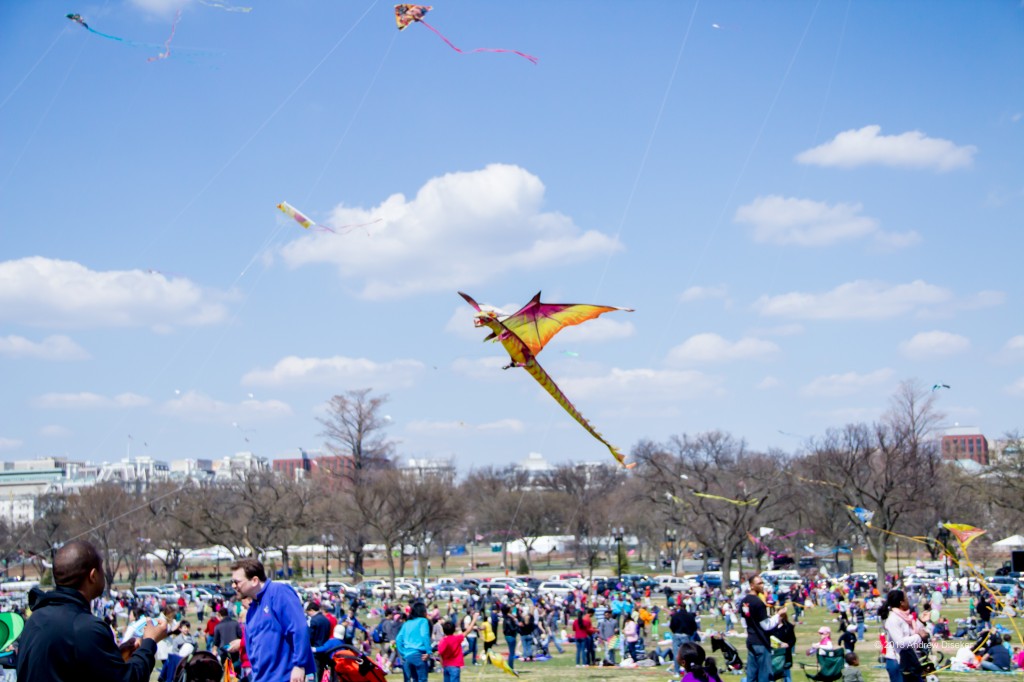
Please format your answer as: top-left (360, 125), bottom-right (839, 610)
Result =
top-left (371, 621), bottom-right (385, 643)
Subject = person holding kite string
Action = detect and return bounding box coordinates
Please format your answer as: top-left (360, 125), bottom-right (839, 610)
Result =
top-left (17, 540), bottom-right (169, 682)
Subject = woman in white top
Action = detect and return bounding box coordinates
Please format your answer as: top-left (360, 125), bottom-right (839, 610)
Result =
top-left (880, 590), bottom-right (928, 682)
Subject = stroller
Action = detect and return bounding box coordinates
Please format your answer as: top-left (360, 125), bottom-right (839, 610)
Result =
top-left (172, 651), bottom-right (223, 682)
top-left (710, 634), bottom-right (744, 673)
top-left (327, 644), bottom-right (388, 682)
top-left (798, 648), bottom-right (845, 682)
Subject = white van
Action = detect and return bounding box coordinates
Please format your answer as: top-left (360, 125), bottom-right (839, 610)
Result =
top-left (654, 575), bottom-right (695, 594)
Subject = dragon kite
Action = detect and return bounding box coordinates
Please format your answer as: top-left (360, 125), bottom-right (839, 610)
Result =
top-left (396, 4), bottom-right (538, 64)
top-left (459, 291), bottom-right (633, 468)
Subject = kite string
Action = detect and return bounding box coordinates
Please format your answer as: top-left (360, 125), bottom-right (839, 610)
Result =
top-left (132, 0), bottom-right (381, 270)
top-left (88, 0), bottom-right (382, 458)
top-left (591, 0), bottom-right (699, 302)
top-left (651, 0), bottom-right (822, 360)
top-left (0, 26), bottom-right (68, 113)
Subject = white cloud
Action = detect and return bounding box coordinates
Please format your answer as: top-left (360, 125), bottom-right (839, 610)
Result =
top-left (477, 418), bottom-right (525, 432)
top-left (800, 369), bottom-right (894, 397)
top-left (128, 0), bottom-right (188, 16)
top-left (242, 355), bottom-right (424, 389)
top-left (0, 334), bottom-right (89, 361)
top-left (667, 333), bottom-right (779, 365)
top-left (795, 125), bottom-right (977, 171)
top-left (559, 368), bottom-right (724, 403)
top-left (735, 195), bottom-right (917, 248)
top-left (0, 257), bottom-right (228, 330)
top-left (279, 164), bottom-right (620, 299)
top-left (753, 280), bottom-right (954, 320)
top-left (160, 391), bottom-right (292, 423)
top-left (1005, 336), bottom-right (1024, 353)
top-left (0, 437), bottom-right (21, 451)
top-left (39, 424), bottom-right (72, 438)
top-left (406, 420), bottom-right (470, 433)
top-left (32, 392), bottom-right (151, 409)
top-left (450, 356), bottom-right (515, 380)
top-left (679, 285), bottom-right (729, 303)
top-left (756, 376), bottom-right (780, 390)
top-left (1007, 377), bottom-right (1024, 396)
top-left (899, 331), bottom-right (970, 359)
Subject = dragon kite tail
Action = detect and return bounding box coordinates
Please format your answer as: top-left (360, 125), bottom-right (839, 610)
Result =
top-left (522, 358), bottom-right (634, 469)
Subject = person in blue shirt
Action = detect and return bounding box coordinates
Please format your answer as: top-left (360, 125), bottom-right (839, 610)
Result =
top-left (230, 558), bottom-right (315, 682)
top-left (396, 601), bottom-right (432, 682)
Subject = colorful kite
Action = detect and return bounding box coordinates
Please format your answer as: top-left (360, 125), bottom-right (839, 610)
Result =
top-left (847, 506), bottom-right (875, 524)
top-left (395, 5), bottom-right (538, 64)
top-left (693, 491), bottom-right (758, 505)
top-left (487, 651), bottom-right (519, 677)
top-left (66, 13), bottom-right (132, 43)
top-left (931, 383), bottom-right (951, 391)
top-left (277, 201), bottom-right (381, 234)
top-left (459, 291), bottom-right (633, 467)
top-left (943, 523), bottom-right (986, 548)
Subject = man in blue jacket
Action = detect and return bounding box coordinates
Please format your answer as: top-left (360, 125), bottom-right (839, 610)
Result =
top-left (17, 540), bottom-right (169, 682)
top-left (231, 558), bottom-right (315, 682)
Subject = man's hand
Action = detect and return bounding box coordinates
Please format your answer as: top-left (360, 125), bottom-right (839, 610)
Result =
top-left (142, 617), bottom-right (169, 643)
top-left (290, 666), bottom-right (306, 682)
top-left (227, 639), bottom-right (242, 653)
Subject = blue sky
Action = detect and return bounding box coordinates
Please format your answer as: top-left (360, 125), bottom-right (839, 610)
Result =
top-left (2, 0), bottom-right (1022, 470)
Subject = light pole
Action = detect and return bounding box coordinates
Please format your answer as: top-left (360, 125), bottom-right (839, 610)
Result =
top-left (936, 522), bottom-right (951, 584)
top-left (666, 528), bottom-right (678, 576)
top-left (614, 527), bottom-right (625, 582)
top-left (323, 534), bottom-right (333, 583)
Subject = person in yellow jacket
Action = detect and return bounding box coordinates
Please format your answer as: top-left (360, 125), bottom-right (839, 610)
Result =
top-left (481, 615), bottom-right (497, 655)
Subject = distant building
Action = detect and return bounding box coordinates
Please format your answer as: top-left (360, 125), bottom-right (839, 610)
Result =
top-left (401, 457), bottom-right (456, 483)
top-left (941, 426), bottom-right (989, 465)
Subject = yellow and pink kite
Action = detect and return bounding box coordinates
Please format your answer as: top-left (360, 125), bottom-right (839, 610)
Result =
top-left (460, 291), bottom-right (632, 468)
top-left (396, 5), bottom-right (538, 64)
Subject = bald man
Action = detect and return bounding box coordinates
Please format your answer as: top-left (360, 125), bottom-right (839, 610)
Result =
top-left (17, 539), bottom-right (169, 682)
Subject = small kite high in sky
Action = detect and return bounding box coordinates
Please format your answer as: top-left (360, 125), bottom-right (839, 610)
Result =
top-left (932, 383), bottom-right (951, 391)
top-left (459, 291), bottom-right (633, 468)
top-left (395, 4), bottom-right (538, 64)
top-left (66, 13), bottom-right (131, 43)
top-left (277, 201), bottom-right (381, 235)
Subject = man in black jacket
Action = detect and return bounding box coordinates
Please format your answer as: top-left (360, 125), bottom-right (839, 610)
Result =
top-left (669, 604), bottom-right (698, 677)
top-left (17, 540), bottom-right (169, 682)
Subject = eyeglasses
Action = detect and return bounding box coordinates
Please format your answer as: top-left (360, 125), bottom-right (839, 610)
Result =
top-left (230, 578), bottom-right (245, 586)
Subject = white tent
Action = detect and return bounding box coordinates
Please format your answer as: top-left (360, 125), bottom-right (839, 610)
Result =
top-left (993, 535), bottom-right (1024, 549)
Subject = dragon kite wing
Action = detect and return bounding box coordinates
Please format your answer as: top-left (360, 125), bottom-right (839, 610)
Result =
top-left (487, 651), bottom-right (519, 677)
top-left (492, 292), bottom-right (633, 357)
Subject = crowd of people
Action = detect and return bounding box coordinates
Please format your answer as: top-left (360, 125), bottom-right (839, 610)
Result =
top-left (5, 541), bottom-right (1024, 682)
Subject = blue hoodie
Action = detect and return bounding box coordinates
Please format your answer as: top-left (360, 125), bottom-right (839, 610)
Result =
top-left (396, 617), bottom-right (432, 660)
top-left (245, 580), bottom-right (315, 682)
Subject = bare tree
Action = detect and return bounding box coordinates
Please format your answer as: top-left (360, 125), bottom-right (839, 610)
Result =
top-left (634, 431), bottom-right (785, 585)
top-left (800, 380), bottom-right (943, 584)
top-left (319, 389), bottom-right (396, 577)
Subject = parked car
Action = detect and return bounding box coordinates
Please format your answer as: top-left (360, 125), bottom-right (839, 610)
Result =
top-left (372, 581), bottom-right (419, 599)
top-left (536, 580), bottom-right (575, 598)
top-left (134, 586), bottom-right (161, 599)
top-left (655, 575), bottom-right (695, 594)
top-left (359, 580), bottom-right (383, 597)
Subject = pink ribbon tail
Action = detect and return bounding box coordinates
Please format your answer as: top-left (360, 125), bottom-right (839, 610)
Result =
top-left (419, 20), bottom-right (537, 64)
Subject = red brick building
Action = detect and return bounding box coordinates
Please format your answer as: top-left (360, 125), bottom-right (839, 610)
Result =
top-left (941, 426), bottom-right (989, 465)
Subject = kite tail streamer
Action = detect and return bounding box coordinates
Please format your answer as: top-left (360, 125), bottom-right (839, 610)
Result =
top-left (522, 358), bottom-right (632, 468)
top-left (84, 25), bottom-right (128, 42)
top-left (418, 20), bottom-right (538, 64)
top-left (147, 9), bottom-right (182, 62)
